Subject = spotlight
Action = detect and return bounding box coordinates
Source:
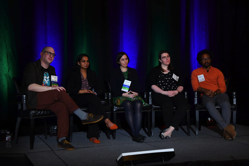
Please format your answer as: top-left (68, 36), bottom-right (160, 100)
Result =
top-left (117, 148), bottom-right (175, 165)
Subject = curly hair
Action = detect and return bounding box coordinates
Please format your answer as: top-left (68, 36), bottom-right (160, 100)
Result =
top-left (197, 49), bottom-right (213, 65)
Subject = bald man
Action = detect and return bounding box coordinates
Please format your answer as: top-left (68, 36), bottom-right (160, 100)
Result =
top-left (21, 46), bottom-right (103, 150)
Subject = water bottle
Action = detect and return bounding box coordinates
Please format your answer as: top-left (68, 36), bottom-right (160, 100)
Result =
top-left (6, 131), bottom-right (11, 148)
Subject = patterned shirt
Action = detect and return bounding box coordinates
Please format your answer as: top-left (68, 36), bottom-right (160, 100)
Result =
top-left (80, 73), bottom-right (90, 90)
top-left (42, 68), bottom-right (50, 86)
top-left (157, 71), bottom-right (178, 91)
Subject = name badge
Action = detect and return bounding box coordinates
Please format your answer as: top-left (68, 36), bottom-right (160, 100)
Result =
top-left (172, 73), bottom-right (179, 81)
top-left (121, 80), bottom-right (131, 92)
top-left (51, 75), bottom-right (58, 86)
top-left (197, 74), bottom-right (205, 82)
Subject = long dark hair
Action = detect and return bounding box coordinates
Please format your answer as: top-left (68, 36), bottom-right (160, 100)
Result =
top-left (158, 50), bottom-right (173, 71)
top-left (116, 52), bottom-right (130, 65)
top-left (75, 54), bottom-right (90, 70)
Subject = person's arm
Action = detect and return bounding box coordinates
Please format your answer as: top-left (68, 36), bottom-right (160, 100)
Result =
top-left (109, 69), bottom-right (125, 96)
top-left (28, 83), bottom-right (65, 92)
top-left (197, 87), bottom-right (214, 97)
top-left (151, 85), bottom-right (173, 96)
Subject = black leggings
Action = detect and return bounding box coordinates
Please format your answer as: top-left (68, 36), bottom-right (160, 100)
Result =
top-left (73, 93), bottom-right (107, 138)
top-left (152, 93), bottom-right (187, 129)
top-left (121, 100), bottom-right (143, 137)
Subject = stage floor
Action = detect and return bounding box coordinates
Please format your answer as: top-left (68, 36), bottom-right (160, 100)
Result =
top-left (1, 125), bottom-right (249, 166)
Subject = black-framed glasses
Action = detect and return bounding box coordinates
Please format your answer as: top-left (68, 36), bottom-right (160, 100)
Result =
top-left (43, 51), bottom-right (56, 57)
top-left (201, 58), bottom-right (210, 61)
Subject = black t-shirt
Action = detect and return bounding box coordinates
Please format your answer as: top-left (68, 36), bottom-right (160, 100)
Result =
top-left (42, 67), bottom-right (50, 86)
top-left (156, 71), bottom-right (179, 91)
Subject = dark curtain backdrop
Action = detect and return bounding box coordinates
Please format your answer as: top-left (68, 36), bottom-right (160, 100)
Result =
top-left (1, 0), bottom-right (248, 129)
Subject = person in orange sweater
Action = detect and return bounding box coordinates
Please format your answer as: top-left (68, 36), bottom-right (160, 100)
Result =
top-left (191, 49), bottom-right (236, 140)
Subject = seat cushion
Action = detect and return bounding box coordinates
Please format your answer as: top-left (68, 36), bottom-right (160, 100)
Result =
top-left (195, 104), bottom-right (236, 111)
top-left (113, 105), bottom-right (152, 113)
top-left (22, 109), bottom-right (55, 118)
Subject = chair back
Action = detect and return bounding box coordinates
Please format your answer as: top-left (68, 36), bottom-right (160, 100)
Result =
top-left (104, 80), bottom-right (112, 106)
top-left (12, 78), bottom-right (22, 95)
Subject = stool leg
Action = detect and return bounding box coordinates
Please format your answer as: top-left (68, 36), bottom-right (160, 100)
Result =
top-left (233, 111), bottom-right (236, 129)
top-left (44, 118), bottom-right (47, 139)
top-left (68, 115), bottom-right (73, 142)
top-left (151, 110), bottom-right (155, 137)
top-left (14, 117), bottom-right (22, 144)
top-left (106, 113), bottom-right (111, 139)
top-left (113, 112), bottom-right (117, 139)
top-left (187, 110), bottom-right (190, 136)
top-left (196, 110), bottom-right (199, 135)
top-left (147, 111), bottom-right (152, 137)
top-left (30, 118), bottom-right (35, 149)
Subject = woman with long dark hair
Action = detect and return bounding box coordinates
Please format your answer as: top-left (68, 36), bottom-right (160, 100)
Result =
top-left (110, 52), bottom-right (148, 143)
top-left (148, 50), bottom-right (188, 139)
top-left (67, 54), bottom-right (117, 144)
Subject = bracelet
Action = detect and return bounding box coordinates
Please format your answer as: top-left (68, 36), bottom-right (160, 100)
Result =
top-left (177, 90), bottom-right (180, 93)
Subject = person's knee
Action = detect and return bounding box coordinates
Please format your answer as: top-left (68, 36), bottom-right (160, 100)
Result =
top-left (123, 101), bottom-right (132, 108)
top-left (134, 100), bottom-right (143, 107)
top-left (221, 101), bottom-right (231, 108)
top-left (205, 101), bottom-right (215, 109)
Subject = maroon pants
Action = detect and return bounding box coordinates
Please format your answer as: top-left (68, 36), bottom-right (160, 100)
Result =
top-left (35, 90), bottom-right (79, 139)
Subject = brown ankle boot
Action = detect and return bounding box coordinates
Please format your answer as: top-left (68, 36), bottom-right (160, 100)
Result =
top-left (224, 125), bottom-right (236, 140)
top-left (223, 131), bottom-right (232, 140)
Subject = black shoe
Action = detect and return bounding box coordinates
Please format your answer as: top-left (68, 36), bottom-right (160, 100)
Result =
top-left (159, 132), bottom-right (172, 140)
top-left (57, 139), bottom-right (75, 150)
top-left (81, 113), bottom-right (104, 125)
top-left (132, 136), bottom-right (145, 143)
top-left (138, 134), bottom-right (146, 141)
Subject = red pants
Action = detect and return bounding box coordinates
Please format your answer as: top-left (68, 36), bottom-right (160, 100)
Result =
top-left (35, 90), bottom-right (79, 139)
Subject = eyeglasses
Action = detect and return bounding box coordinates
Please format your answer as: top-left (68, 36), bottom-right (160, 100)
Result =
top-left (161, 56), bottom-right (170, 59)
top-left (43, 51), bottom-right (56, 57)
top-left (201, 58), bottom-right (210, 61)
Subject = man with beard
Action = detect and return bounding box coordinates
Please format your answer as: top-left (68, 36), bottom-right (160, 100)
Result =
top-left (21, 46), bottom-right (103, 150)
top-left (191, 49), bottom-right (236, 140)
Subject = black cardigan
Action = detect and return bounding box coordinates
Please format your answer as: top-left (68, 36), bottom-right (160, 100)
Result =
top-left (21, 59), bottom-right (56, 108)
top-left (66, 68), bottom-right (102, 98)
top-left (109, 67), bottom-right (140, 98)
top-left (148, 66), bottom-right (183, 91)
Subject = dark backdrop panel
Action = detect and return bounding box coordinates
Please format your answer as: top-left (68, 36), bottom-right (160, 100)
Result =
top-left (1, 0), bottom-right (248, 129)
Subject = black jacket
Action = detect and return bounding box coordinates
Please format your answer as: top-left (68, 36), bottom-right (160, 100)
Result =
top-left (148, 66), bottom-right (183, 91)
top-left (66, 67), bottom-right (102, 98)
top-left (21, 59), bottom-right (56, 108)
top-left (109, 67), bottom-right (140, 98)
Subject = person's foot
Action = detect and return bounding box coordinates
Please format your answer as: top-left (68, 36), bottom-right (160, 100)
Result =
top-left (224, 124), bottom-right (236, 140)
top-left (106, 123), bottom-right (118, 130)
top-left (81, 113), bottom-right (104, 125)
top-left (132, 136), bottom-right (144, 143)
top-left (89, 137), bottom-right (100, 144)
top-left (105, 119), bottom-right (118, 130)
top-left (57, 139), bottom-right (75, 150)
top-left (160, 128), bottom-right (173, 140)
top-left (223, 131), bottom-right (232, 140)
top-left (138, 134), bottom-right (146, 141)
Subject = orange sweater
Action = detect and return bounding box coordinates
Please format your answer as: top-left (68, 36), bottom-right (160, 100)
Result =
top-left (191, 66), bottom-right (226, 93)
